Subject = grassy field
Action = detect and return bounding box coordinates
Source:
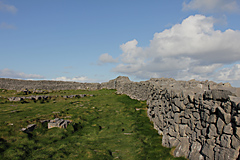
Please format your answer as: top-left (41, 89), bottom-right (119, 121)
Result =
top-left (0, 89), bottom-right (186, 160)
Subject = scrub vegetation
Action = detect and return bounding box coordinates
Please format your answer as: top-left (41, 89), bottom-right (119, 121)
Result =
top-left (0, 89), bottom-right (186, 160)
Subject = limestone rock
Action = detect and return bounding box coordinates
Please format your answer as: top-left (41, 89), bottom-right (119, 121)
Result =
top-left (48, 118), bottom-right (71, 129)
top-left (221, 101), bottom-right (232, 113)
top-left (233, 114), bottom-right (240, 126)
top-left (193, 112), bottom-right (200, 120)
top-left (174, 113), bottom-right (180, 124)
top-left (201, 143), bottom-right (214, 160)
top-left (220, 134), bottom-right (231, 148)
top-left (236, 127), bottom-right (240, 137)
top-left (21, 124), bottom-right (36, 132)
top-left (223, 123), bottom-right (233, 135)
top-left (211, 89), bottom-right (232, 101)
top-left (168, 136), bottom-right (180, 148)
top-left (174, 137), bottom-right (190, 158)
top-left (207, 124), bottom-right (218, 138)
top-left (181, 117), bottom-right (188, 124)
top-left (188, 141), bottom-right (204, 160)
top-left (216, 118), bottom-right (225, 134)
top-left (173, 98), bottom-right (186, 110)
top-left (214, 146), bottom-right (239, 160)
top-left (172, 105), bottom-right (180, 113)
top-left (208, 114), bottom-right (217, 123)
top-left (179, 124), bottom-right (187, 137)
top-left (231, 135), bottom-right (240, 150)
top-left (217, 106), bottom-right (231, 124)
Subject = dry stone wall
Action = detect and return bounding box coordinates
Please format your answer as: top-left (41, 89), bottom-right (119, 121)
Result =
top-left (102, 77), bottom-right (240, 160)
top-left (0, 78), bottom-right (101, 90)
top-left (1, 76), bottom-right (240, 160)
top-left (101, 76), bottom-right (150, 101)
top-left (146, 79), bottom-right (240, 160)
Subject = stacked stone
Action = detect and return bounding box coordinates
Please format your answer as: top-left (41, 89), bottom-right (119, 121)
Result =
top-left (147, 78), bottom-right (240, 160)
top-left (116, 81), bottom-right (150, 101)
top-left (101, 76), bottom-right (150, 101)
top-left (0, 78), bottom-right (101, 90)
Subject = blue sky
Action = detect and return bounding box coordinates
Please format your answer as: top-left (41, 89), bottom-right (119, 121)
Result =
top-left (0, 0), bottom-right (240, 87)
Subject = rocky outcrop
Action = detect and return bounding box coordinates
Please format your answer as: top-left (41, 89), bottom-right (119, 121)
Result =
top-left (1, 76), bottom-right (240, 160)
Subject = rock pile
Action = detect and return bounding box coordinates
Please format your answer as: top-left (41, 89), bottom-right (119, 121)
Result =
top-left (8, 95), bottom-right (51, 102)
top-left (48, 118), bottom-right (71, 129)
top-left (8, 94), bottom-right (93, 102)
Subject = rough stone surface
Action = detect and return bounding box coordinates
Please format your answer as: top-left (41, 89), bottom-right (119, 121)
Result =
top-left (216, 118), bottom-right (225, 134)
top-left (201, 143), bottom-right (214, 160)
top-left (188, 141), bottom-right (204, 160)
top-left (214, 146), bottom-right (239, 160)
top-left (231, 135), bottom-right (240, 150)
top-left (220, 134), bottom-right (231, 148)
top-left (21, 124), bottom-right (36, 132)
top-left (208, 124), bottom-right (218, 138)
top-left (174, 137), bottom-right (190, 158)
top-left (234, 115), bottom-right (240, 126)
top-left (48, 118), bottom-right (71, 129)
top-left (223, 123), bottom-right (233, 135)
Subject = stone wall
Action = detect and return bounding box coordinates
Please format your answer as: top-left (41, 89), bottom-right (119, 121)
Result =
top-left (0, 78), bottom-right (101, 90)
top-left (101, 76), bottom-right (150, 101)
top-left (102, 77), bottom-right (240, 160)
top-left (146, 79), bottom-right (240, 160)
top-left (1, 76), bottom-right (240, 159)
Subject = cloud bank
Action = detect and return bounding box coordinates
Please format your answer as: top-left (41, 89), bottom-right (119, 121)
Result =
top-left (183, 0), bottom-right (240, 13)
top-left (110, 14), bottom-right (240, 85)
top-left (0, 68), bottom-right (44, 79)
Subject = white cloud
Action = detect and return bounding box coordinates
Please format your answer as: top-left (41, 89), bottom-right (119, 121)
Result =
top-left (120, 39), bottom-right (144, 64)
top-left (112, 14), bottom-right (240, 86)
top-left (0, 22), bottom-right (16, 29)
top-left (0, 68), bottom-right (44, 79)
top-left (0, 1), bottom-right (17, 14)
top-left (54, 76), bottom-right (94, 83)
top-left (183, 0), bottom-right (240, 13)
top-left (98, 53), bottom-right (118, 65)
top-left (215, 64), bottom-right (240, 81)
top-left (212, 64), bottom-right (240, 87)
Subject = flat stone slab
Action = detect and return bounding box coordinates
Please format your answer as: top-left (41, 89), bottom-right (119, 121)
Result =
top-left (48, 118), bottom-right (71, 129)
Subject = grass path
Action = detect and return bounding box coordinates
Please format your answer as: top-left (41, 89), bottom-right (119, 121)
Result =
top-left (0, 89), bottom-right (186, 160)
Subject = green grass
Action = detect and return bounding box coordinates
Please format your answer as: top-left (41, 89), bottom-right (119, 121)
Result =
top-left (0, 89), bottom-right (186, 160)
